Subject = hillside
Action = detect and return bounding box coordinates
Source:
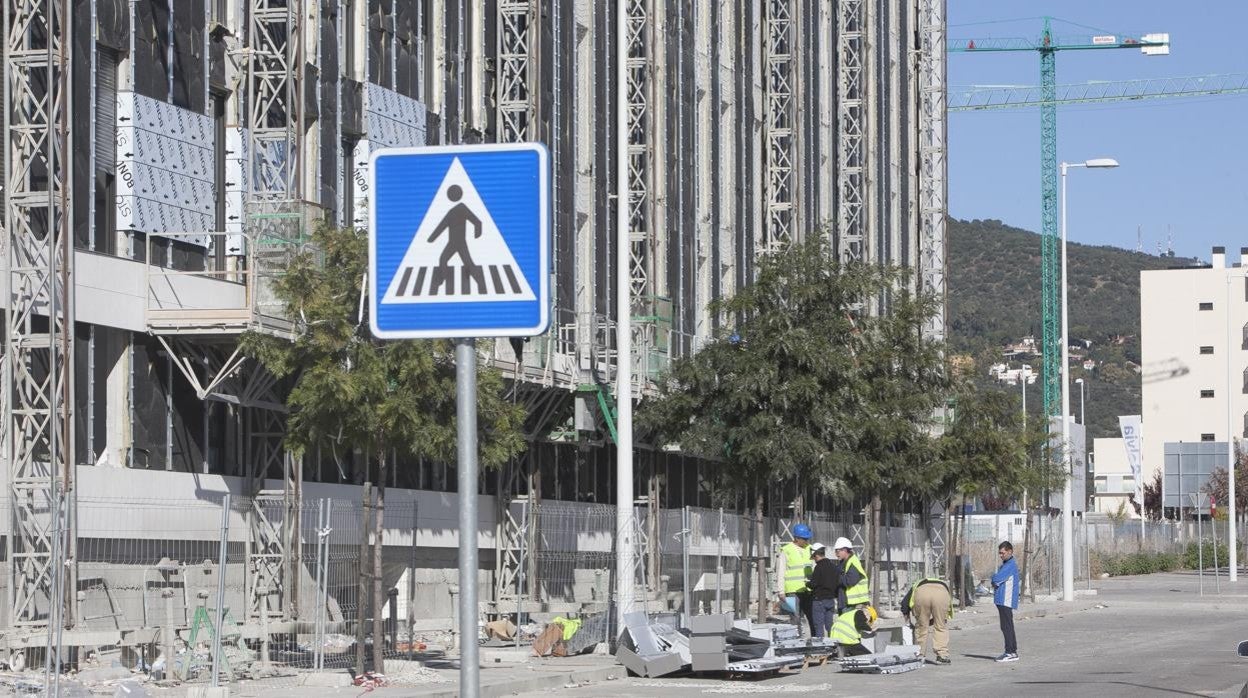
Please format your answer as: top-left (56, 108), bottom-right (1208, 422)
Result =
top-left (948, 218), bottom-right (1198, 440)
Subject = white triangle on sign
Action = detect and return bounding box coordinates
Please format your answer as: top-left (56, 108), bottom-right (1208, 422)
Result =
top-left (382, 157), bottom-right (536, 304)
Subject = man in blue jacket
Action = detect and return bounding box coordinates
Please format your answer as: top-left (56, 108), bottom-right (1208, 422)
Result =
top-left (991, 540), bottom-right (1020, 662)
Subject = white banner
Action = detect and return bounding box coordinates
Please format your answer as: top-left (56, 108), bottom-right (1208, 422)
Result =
top-left (1119, 416), bottom-right (1144, 504)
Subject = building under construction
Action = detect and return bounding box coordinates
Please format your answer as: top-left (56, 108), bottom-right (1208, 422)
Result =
top-left (0, 0), bottom-right (946, 668)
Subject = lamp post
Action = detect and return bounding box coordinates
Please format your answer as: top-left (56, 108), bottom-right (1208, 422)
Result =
top-left (1227, 266), bottom-right (1241, 583)
top-left (1061, 157), bottom-right (1118, 602)
top-left (1075, 378), bottom-right (1085, 425)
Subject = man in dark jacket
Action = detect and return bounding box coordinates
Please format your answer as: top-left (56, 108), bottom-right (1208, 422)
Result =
top-left (806, 543), bottom-right (840, 637)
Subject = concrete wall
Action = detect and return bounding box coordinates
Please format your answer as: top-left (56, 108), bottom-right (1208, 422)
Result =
top-left (1140, 251), bottom-right (1248, 487)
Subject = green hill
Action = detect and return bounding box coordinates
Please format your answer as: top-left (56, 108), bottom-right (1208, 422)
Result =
top-left (948, 218), bottom-right (1198, 440)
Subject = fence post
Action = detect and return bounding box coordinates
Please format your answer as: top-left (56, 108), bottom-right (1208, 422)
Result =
top-left (682, 506), bottom-right (692, 624)
top-left (313, 499), bottom-right (325, 671)
top-left (515, 498), bottom-right (527, 649)
top-left (715, 508), bottom-right (724, 615)
top-left (357, 484), bottom-right (372, 675)
top-left (211, 493), bottom-right (231, 688)
top-left (1212, 513), bottom-right (1221, 594)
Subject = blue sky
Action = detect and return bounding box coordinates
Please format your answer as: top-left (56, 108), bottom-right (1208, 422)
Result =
top-left (948, 2), bottom-right (1248, 261)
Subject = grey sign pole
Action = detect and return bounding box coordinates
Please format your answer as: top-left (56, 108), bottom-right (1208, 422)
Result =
top-left (456, 338), bottom-right (480, 697)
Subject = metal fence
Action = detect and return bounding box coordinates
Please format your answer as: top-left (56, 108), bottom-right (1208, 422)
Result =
top-left (956, 513), bottom-right (1242, 601)
top-left (14, 492), bottom-right (1243, 695)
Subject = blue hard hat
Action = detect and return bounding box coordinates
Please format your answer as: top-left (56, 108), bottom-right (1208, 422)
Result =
top-left (792, 524), bottom-right (812, 539)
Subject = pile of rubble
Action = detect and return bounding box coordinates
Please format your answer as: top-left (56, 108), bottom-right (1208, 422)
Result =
top-left (616, 611), bottom-right (923, 680)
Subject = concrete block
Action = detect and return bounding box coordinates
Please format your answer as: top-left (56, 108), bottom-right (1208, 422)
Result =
top-left (689, 635), bottom-right (726, 653)
top-left (186, 688), bottom-right (230, 698)
top-left (688, 613), bottom-right (733, 634)
top-left (1074, 589), bottom-right (1098, 597)
top-left (297, 671), bottom-right (354, 688)
top-left (77, 667), bottom-right (132, 682)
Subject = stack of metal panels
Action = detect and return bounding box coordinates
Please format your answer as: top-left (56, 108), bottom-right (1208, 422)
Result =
top-left (839, 645), bottom-right (926, 674)
top-left (688, 613), bottom-right (733, 672)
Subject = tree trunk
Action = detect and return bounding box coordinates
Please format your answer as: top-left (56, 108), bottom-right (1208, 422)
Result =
top-left (356, 483), bottom-right (372, 675)
top-left (1019, 491), bottom-right (1033, 602)
top-left (869, 494), bottom-right (881, 608)
top-left (373, 450), bottom-right (387, 673)
top-left (754, 487), bottom-right (767, 623)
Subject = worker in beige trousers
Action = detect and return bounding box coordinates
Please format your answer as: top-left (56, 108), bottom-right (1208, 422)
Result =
top-left (900, 576), bottom-right (953, 665)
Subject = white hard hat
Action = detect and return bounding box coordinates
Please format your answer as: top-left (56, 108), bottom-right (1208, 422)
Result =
top-left (810, 542), bottom-right (826, 554)
top-left (833, 537), bottom-right (854, 551)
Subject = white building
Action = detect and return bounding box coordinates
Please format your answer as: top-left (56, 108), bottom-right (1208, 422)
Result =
top-left (1140, 246), bottom-right (1247, 485)
top-left (1090, 436), bottom-right (1140, 518)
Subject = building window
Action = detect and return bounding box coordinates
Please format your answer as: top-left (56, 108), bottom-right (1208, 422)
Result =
top-left (1200, 346), bottom-right (1214, 355)
top-left (1201, 389), bottom-right (1215, 398)
top-left (1201, 433), bottom-right (1216, 442)
top-left (1200, 302), bottom-right (1214, 311)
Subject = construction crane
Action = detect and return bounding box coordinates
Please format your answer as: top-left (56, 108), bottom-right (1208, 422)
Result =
top-left (949, 73), bottom-right (1248, 110)
top-left (948, 17), bottom-right (1170, 424)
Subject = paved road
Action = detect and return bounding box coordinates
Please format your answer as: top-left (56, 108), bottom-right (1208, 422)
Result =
top-left (520, 571), bottom-right (1248, 698)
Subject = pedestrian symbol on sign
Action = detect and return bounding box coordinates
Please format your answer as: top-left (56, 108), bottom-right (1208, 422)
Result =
top-left (381, 157), bottom-right (536, 304)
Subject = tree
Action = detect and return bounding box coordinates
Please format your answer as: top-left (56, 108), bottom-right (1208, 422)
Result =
top-left (639, 236), bottom-right (949, 615)
top-left (1142, 471), bottom-right (1163, 521)
top-left (1203, 448), bottom-right (1248, 514)
top-left (241, 224), bottom-right (525, 671)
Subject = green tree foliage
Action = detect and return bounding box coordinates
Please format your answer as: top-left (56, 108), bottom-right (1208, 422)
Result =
top-left (640, 237), bottom-right (950, 505)
top-left (240, 224), bottom-right (525, 471)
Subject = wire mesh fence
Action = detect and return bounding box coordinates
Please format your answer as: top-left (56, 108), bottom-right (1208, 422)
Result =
top-left (11, 490), bottom-right (1245, 694)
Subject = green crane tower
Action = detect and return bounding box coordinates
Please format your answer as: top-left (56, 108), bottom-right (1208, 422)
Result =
top-left (948, 17), bottom-right (1169, 424)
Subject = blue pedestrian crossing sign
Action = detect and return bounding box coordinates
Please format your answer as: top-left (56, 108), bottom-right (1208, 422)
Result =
top-left (368, 143), bottom-right (550, 339)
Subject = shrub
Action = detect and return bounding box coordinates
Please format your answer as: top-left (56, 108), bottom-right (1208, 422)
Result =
top-left (1183, 539), bottom-right (1229, 570)
top-left (1095, 551), bottom-right (1182, 577)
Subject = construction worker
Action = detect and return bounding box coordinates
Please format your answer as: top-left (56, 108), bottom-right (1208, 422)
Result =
top-left (775, 523), bottom-right (815, 637)
top-left (806, 543), bottom-right (840, 638)
top-left (901, 576), bottom-right (953, 665)
top-left (832, 536), bottom-right (869, 612)
top-left (830, 605), bottom-right (878, 657)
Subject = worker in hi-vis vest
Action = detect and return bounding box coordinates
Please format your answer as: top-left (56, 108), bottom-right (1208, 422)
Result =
top-left (832, 536), bottom-right (869, 612)
top-left (901, 576), bottom-right (953, 665)
top-left (830, 605), bottom-right (878, 657)
top-left (774, 523), bottom-right (815, 637)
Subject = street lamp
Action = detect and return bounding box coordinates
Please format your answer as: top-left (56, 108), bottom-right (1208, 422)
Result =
top-left (1061, 157), bottom-right (1118, 603)
top-left (1075, 378), bottom-right (1085, 425)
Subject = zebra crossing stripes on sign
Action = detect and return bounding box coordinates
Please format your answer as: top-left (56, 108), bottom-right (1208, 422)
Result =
top-left (381, 157), bottom-right (536, 304)
top-left (368, 143), bottom-right (550, 339)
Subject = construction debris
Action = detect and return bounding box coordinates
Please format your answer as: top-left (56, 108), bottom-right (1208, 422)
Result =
top-left (838, 645), bottom-right (925, 674)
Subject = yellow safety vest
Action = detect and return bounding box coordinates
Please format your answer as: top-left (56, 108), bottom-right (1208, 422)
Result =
top-left (909, 577), bottom-right (954, 619)
top-left (780, 542), bottom-right (813, 594)
top-left (844, 554), bottom-right (869, 606)
top-left (830, 609), bottom-right (861, 645)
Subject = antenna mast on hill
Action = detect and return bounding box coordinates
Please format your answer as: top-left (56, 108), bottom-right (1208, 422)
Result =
top-left (1137, 225), bottom-right (1143, 253)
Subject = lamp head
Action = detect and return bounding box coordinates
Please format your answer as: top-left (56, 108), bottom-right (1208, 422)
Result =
top-left (1084, 158), bottom-right (1119, 169)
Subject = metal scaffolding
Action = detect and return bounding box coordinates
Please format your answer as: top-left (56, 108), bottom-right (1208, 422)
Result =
top-left (245, 0), bottom-right (304, 624)
top-left (763, 0), bottom-right (794, 252)
top-left (835, 0), bottom-right (867, 263)
top-left (4, 0), bottom-right (76, 633)
top-left (918, 0), bottom-right (948, 341)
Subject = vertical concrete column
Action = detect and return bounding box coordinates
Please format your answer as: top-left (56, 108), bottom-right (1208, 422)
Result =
top-left (573, 0), bottom-right (596, 375)
top-left (715, 0), bottom-right (737, 306)
top-left (103, 330), bottom-right (132, 467)
top-left (693, 0), bottom-right (714, 340)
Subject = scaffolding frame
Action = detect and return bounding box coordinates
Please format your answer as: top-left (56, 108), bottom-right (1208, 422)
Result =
top-left (763, 0), bottom-right (793, 252)
top-left (4, 0), bottom-right (77, 633)
top-left (918, 0), bottom-right (947, 341)
top-left (835, 0), bottom-right (866, 263)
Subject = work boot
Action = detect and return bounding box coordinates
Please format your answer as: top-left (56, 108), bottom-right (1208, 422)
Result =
top-left (936, 656), bottom-right (951, 665)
